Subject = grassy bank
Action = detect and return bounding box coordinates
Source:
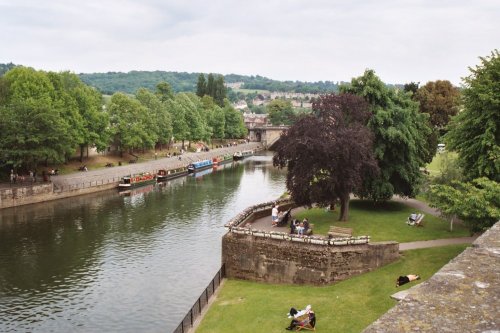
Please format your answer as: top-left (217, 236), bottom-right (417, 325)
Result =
top-left (196, 244), bottom-right (467, 333)
top-left (293, 200), bottom-right (469, 242)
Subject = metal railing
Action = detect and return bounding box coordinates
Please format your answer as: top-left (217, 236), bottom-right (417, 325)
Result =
top-left (173, 264), bottom-right (226, 333)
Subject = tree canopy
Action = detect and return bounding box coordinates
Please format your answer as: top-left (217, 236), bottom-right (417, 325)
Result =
top-left (274, 93), bottom-right (378, 221)
top-left (0, 67), bottom-right (107, 168)
top-left (267, 99), bottom-right (296, 126)
top-left (341, 70), bottom-right (432, 201)
top-left (429, 177), bottom-right (500, 233)
top-left (445, 50), bottom-right (500, 182)
top-left (415, 80), bottom-right (460, 130)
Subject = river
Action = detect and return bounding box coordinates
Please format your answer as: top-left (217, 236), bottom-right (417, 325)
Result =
top-left (0, 153), bottom-right (286, 333)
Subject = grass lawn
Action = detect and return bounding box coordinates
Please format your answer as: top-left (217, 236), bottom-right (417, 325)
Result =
top-left (292, 200), bottom-right (469, 242)
top-left (196, 244), bottom-right (468, 333)
top-left (426, 151), bottom-right (458, 175)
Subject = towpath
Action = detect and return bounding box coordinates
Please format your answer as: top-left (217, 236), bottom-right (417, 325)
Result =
top-left (50, 142), bottom-right (262, 188)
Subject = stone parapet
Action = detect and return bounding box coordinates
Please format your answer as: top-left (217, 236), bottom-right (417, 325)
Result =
top-left (222, 232), bottom-right (398, 285)
top-left (362, 221), bottom-right (500, 333)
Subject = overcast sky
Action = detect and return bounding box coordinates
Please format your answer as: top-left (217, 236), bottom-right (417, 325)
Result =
top-left (0, 0), bottom-right (498, 85)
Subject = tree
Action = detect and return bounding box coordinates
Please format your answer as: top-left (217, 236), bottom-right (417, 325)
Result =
top-left (201, 95), bottom-right (225, 144)
top-left (136, 88), bottom-right (172, 150)
top-left (0, 67), bottom-right (75, 169)
top-left (445, 50), bottom-right (500, 182)
top-left (206, 74), bottom-right (215, 98)
top-left (429, 177), bottom-right (500, 233)
top-left (415, 80), bottom-right (460, 130)
top-left (108, 93), bottom-right (154, 157)
top-left (196, 73), bottom-right (206, 97)
top-left (267, 99), bottom-right (295, 125)
top-left (341, 70), bottom-right (432, 201)
top-left (273, 93), bottom-right (378, 221)
top-left (223, 101), bottom-right (246, 139)
top-left (155, 81), bottom-right (174, 102)
top-left (214, 75), bottom-right (227, 107)
top-left (403, 82), bottom-right (420, 97)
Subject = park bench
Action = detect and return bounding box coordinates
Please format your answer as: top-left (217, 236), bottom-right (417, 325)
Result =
top-left (328, 226), bottom-right (353, 239)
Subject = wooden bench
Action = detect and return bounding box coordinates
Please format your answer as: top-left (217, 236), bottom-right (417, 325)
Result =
top-left (328, 226), bottom-right (353, 239)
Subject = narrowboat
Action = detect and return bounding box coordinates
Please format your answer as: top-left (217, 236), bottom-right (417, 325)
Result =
top-left (118, 172), bottom-right (156, 189)
top-left (212, 154), bottom-right (233, 166)
top-left (233, 150), bottom-right (254, 161)
top-left (187, 159), bottom-right (213, 173)
top-left (156, 167), bottom-right (189, 181)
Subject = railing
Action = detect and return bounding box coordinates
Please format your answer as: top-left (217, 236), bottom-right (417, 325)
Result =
top-left (173, 264), bottom-right (226, 333)
top-left (225, 199), bottom-right (370, 246)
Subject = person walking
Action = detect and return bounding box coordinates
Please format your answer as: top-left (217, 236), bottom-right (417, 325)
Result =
top-left (271, 204), bottom-right (279, 226)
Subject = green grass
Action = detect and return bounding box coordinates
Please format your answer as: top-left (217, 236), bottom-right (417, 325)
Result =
top-left (293, 200), bottom-right (469, 242)
top-left (426, 151), bottom-right (458, 175)
top-left (196, 244), bottom-right (468, 333)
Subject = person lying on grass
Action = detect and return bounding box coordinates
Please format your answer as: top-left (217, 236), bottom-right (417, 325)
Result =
top-left (396, 274), bottom-right (421, 287)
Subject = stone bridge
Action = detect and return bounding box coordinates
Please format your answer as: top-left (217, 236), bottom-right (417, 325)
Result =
top-left (247, 125), bottom-right (288, 149)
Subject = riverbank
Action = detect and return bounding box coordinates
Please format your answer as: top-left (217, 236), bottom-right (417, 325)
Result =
top-left (0, 142), bottom-right (263, 209)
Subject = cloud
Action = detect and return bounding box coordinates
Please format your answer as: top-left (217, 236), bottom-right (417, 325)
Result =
top-left (0, 0), bottom-right (498, 84)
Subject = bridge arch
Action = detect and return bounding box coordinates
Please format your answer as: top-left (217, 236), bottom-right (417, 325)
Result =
top-left (248, 126), bottom-right (288, 150)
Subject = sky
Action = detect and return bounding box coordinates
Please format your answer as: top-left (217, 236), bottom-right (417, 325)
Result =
top-left (0, 0), bottom-right (498, 85)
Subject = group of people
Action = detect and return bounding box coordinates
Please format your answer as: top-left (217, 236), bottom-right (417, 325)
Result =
top-left (290, 218), bottom-right (310, 236)
top-left (10, 170), bottom-right (36, 184)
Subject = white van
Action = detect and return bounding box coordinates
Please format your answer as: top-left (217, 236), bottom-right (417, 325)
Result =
top-left (437, 143), bottom-right (446, 153)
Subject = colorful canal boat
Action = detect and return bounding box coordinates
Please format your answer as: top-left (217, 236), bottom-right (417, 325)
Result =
top-left (118, 172), bottom-right (156, 189)
top-left (187, 159), bottom-right (213, 173)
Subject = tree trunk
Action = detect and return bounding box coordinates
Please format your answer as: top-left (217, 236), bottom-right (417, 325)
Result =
top-left (450, 215), bottom-right (455, 232)
top-left (339, 194), bottom-right (349, 221)
top-left (79, 144), bottom-right (84, 163)
top-left (182, 140), bottom-right (185, 150)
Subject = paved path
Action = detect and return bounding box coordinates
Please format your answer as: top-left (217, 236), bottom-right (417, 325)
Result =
top-left (245, 199), bottom-right (476, 250)
top-left (48, 142), bottom-right (262, 188)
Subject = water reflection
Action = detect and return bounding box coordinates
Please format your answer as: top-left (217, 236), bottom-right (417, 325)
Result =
top-left (0, 153), bottom-right (285, 333)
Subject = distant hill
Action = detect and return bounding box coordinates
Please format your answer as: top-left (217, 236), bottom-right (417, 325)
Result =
top-left (1, 64), bottom-right (402, 96)
top-left (78, 71), bottom-right (344, 95)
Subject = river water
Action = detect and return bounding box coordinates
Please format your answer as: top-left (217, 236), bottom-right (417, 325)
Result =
top-left (0, 153), bottom-right (286, 333)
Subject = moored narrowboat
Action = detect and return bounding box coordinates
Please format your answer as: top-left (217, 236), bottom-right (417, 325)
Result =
top-left (233, 150), bottom-right (254, 161)
top-left (156, 167), bottom-right (189, 181)
top-left (187, 159), bottom-right (213, 173)
top-left (118, 172), bottom-right (156, 189)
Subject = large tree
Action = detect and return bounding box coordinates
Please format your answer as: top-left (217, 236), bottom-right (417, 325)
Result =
top-left (415, 80), bottom-right (460, 130)
top-left (429, 177), bottom-right (500, 233)
top-left (136, 88), bottom-right (172, 150)
top-left (108, 93), bottom-right (155, 157)
top-left (274, 93), bottom-right (378, 221)
top-left (0, 67), bottom-right (75, 169)
top-left (223, 100), bottom-right (246, 139)
top-left (341, 70), bottom-right (431, 201)
top-left (445, 50), bottom-right (500, 181)
top-left (196, 73), bottom-right (207, 97)
top-left (267, 99), bottom-right (295, 125)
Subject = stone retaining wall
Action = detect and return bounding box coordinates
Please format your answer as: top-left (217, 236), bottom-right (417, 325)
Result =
top-left (363, 221), bottom-right (500, 333)
top-left (0, 182), bottom-right (118, 209)
top-left (222, 231), bottom-right (399, 285)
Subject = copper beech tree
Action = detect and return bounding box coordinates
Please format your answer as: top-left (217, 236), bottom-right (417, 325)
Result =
top-left (273, 93), bottom-right (379, 221)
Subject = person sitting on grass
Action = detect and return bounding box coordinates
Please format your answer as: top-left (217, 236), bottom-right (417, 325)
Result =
top-left (396, 274), bottom-right (421, 287)
top-left (286, 306), bottom-right (315, 331)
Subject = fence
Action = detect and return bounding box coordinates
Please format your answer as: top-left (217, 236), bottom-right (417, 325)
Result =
top-left (173, 264), bottom-right (226, 333)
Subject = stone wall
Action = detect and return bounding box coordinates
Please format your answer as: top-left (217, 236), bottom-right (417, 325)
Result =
top-left (0, 182), bottom-right (118, 209)
top-left (362, 221), bottom-right (500, 333)
top-left (222, 232), bottom-right (399, 285)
